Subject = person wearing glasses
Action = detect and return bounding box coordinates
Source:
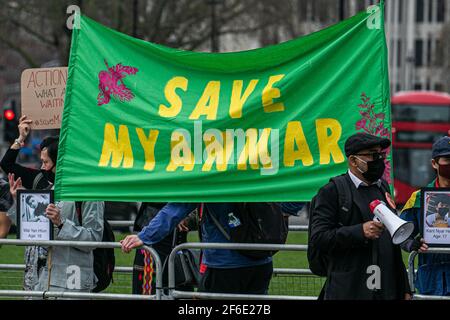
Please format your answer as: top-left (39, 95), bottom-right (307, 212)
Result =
top-left (309, 133), bottom-right (411, 300)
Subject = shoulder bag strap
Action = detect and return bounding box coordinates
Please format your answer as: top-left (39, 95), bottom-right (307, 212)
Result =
top-left (203, 204), bottom-right (231, 241)
top-left (75, 201), bottom-right (82, 225)
top-left (330, 175), bottom-right (353, 215)
top-left (32, 172), bottom-right (44, 189)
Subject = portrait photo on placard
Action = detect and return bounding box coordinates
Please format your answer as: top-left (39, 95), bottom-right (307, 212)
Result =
top-left (421, 188), bottom-right (450, 247)
top-left (17, 190), bottom-right (53, 240)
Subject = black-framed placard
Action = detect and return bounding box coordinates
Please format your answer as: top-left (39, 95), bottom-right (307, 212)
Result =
top-left (17, 189), bottom-right (54, 240)
top-left (421, 187), bottom-right (450, 247)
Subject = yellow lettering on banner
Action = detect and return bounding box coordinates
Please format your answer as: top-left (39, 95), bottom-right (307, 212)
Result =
top-left (166, 131), bottom-right (195, 171)
top-left (189, 81), bottom-right (220, 120)
top-left (136, 128), bottom-right (159, 171)
top-left (98, 123), bottom-right (133, 168)
top-left (237, 128), bottom-right (272, 170)
top-left (229, 80), bottom-right (259, 119)
top-left (262, 74), bottom-right (285, 113)
top-left (283, 121), bottom-right (313, 166)
top-left (202, 131), bottom-right (234, 172)
top-left (159, 76), bottom-right (188, 117)
top-left (316, 118), bottom-right (345, 164)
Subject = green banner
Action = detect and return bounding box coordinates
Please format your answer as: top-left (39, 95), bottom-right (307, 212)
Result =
top-left (55, 3), bottom-right (391, 202)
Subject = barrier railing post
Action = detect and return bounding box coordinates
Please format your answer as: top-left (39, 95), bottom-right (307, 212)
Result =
top-left (167, 242), bottom-right (312, 300)
top-left (408, 251), bottom-right (418, 294)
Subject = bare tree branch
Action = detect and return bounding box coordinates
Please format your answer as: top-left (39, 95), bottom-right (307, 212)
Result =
top-left (10, 18), bottom-right (55, 46)
top-left (0, 34), bottom-right (38, 67)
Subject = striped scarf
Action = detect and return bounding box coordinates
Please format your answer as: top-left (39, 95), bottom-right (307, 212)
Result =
top-left (141, 249), bottom-right (154, 295)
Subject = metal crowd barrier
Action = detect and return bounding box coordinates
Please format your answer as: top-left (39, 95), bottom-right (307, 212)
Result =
top-left (0, 225), bottom-right (315, 299)
top-left (167, 242), bottom-right (316, 300)
top-left (107, 220), bottom-right (135, 228)
top-left (0, 239), bottom-right (163, 300)
top-left (0, 290), bottom-right (158, 300)
top-left (108, 220), bottom-right (309, 232)
top-left (408, 247), bottom-right (450, 300)
top-left (288, 225), bottom-right (308, 232)
top-left (0, 264), bottom-right (312, 275)
top-left (0, 263), bottom-right (319, 298)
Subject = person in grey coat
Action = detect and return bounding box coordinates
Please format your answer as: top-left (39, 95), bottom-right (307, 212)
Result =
top-left (37, 201), bottom-right (104, 292)
top-left (8, 176), bottom-right (104, 293)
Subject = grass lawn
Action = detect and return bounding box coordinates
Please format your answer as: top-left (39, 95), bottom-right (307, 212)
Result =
top-left (0, 233), bottom-right (143, 266)
top-left (0, 230), bottom-right (415, 297)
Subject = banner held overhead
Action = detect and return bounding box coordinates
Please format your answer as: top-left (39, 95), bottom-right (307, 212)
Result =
top-left (55, 3), bottom-right (391, 202)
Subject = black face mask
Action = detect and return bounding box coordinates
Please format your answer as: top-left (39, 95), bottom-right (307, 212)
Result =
top-left (437, 163), bottom-right (450, 180)
top-left (42, 165), bottom-right (55, 184)
top-left (42, 170), bottom-right (55, 184)
top-left (438, 207), bottom-right (449, 217)
top-left (356, 157), bottom-right (386, 183)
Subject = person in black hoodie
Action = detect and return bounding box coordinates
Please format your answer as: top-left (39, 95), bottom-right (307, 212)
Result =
top-left (0, 115), bottom-right (58, 190)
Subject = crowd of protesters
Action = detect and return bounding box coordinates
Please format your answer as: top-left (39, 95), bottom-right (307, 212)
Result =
top-left (0, 115), bottom-right (449, 300)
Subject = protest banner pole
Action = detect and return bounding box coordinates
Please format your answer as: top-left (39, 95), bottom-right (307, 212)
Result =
top-left (47, 247), bottom-right (53, 292)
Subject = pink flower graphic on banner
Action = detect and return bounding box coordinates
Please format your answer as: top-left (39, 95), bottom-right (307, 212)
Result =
top-left (97, 59), bottom-right (139, 106)
top-left (355, 92), bottom-right (391, 183)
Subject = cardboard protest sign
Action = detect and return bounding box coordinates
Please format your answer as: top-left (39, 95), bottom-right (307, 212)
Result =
top-left (21, 67), bottom-right (67, 129)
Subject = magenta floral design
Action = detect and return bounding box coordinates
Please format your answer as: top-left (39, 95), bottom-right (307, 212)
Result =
top-left (97, 59), bottom-right (139, 106)
top-left (355, 92), bottom-right (391, 183)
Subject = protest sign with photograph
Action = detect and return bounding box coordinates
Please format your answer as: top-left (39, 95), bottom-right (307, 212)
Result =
top-left (421, 188), bottom-right (450, 247)
top-left (17, 190), bottom-right (54, 240)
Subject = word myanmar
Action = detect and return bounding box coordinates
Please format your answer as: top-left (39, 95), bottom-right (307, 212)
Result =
top-left (98, 119), bottom-right (345, 175)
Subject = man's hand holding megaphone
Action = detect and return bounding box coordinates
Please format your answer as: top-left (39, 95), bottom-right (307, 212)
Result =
top-left (363, 220), bottom-right (385, 239)
top-left (404, 234), bottom-right (429, 253)
top-left (369, 200), bottom-right (416, 245)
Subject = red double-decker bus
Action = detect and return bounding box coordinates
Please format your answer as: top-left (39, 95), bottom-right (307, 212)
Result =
top-left (392, 91), bottom-right (450, 205)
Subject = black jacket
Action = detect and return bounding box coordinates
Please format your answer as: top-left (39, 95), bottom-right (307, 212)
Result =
top-left (0, 148), bottom-right (50, 189)
top-left (310, 173), bottom-right (410, 300)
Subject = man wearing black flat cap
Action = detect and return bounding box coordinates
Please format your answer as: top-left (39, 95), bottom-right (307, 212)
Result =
top-left (309, 132), bottom-right (411, 300)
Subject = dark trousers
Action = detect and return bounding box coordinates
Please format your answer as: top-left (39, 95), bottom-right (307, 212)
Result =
top-left (198, 261), bottom-right (273, 294)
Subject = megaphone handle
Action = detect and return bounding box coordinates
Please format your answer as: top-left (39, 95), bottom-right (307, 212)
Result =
top-left (373, 216), bottom-right (381, 223)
